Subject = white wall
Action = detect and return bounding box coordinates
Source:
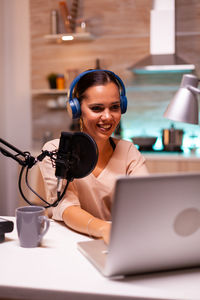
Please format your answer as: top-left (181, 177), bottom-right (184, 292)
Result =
top-left (0, 0), bottom-right (31, 215)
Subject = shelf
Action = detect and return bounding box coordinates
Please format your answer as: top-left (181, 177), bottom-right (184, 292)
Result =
top-left (32, 89), bottom-right (68, 95)
top-left (44, 32), bottom-right (95, 43)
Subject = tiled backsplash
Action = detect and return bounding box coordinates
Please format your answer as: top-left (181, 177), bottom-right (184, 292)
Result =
top-left (123, 83), bottom-right (200, 152)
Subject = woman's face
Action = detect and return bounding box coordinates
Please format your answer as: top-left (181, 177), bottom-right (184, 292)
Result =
top-left (80, 82), bottom-right (121, 143)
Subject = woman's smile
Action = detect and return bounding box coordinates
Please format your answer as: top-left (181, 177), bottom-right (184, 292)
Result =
top-left (96, 123), bottom-right (113, 133)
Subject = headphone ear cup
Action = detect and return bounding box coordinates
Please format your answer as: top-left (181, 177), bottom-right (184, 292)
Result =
top-left (67, 98), bottom-right (81, 119)
top-left (120, 95), bottom-right (127, 114)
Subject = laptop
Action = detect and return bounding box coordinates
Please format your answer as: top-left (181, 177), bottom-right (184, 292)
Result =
top-left (77, 172), bottom-right (200, 278)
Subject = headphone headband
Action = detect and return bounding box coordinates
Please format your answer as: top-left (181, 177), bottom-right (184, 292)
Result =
top-left (67, 69), bottom-right (127, 119)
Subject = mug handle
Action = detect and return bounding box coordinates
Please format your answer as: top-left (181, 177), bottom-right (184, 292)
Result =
top-left (38, 216), bottom-right (50, 242)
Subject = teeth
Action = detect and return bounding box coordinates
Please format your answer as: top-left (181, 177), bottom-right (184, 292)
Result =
top-left (98, 124), bottom-right (111, 129)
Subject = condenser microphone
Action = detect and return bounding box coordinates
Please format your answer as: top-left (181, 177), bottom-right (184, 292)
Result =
top-left (55, 132), bottom-right (98, 191)
top-left (0, 132), bottom-right (98, 208)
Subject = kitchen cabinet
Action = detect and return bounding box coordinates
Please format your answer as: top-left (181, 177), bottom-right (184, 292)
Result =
top-left (145, 154), bottom-right (200, 174)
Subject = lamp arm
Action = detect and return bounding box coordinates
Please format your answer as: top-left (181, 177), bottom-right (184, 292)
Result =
top-left (187, 85), bottom-right (200, 95)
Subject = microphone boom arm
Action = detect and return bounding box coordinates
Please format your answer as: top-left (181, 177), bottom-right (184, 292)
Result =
top-left (0, 137), bottom-right (62, 208)
top-left (0, 137), bottom-right (56, 168)
top-left (0, 137), bottom-right (34, 166)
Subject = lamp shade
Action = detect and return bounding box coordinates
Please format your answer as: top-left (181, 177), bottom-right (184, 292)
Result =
top-left (164, 74), bottom-right (199, 125)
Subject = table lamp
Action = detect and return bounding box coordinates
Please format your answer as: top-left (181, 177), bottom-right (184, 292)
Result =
top-left (164, 74), bottom-right (200, 125)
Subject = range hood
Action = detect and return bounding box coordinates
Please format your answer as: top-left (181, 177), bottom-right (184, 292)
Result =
top-left (130, 0), bottom-right (195, 74)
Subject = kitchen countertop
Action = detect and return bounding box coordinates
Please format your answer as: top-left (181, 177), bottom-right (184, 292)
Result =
top-left (143, 151), bottom-right (200, 160)
top-left (31, 146), bottom-right (200, 161)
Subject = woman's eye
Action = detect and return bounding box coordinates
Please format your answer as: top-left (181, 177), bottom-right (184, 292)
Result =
top-left (89, 103), bottom-right (120, 112)
top-left (111, 104), bottom-right (120, 110)
top-left (90, 106), bottom-right (103, 112)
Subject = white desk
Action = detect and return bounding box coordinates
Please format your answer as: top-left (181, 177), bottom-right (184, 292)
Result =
top-left (1, 217), bottom-right (200, 300)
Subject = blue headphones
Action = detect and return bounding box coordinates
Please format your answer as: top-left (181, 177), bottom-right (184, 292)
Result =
top-left (67, 69), bottom-right (127, 119)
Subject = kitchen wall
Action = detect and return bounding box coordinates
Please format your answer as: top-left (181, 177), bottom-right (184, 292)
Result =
top-left (30, 0), bottom-right (200, 151)
top-left (0, 0), bottom-right (31, 215)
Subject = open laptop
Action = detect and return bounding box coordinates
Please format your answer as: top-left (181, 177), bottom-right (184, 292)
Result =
top-left (77, 172), bottom-right (200, 278)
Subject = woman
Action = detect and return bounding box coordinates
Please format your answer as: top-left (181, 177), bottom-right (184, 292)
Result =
top-left (39, 69), bottom-right (148, 244)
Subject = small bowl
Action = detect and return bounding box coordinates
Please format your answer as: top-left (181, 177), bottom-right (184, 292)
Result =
top-left (131, 137), bottom-right (157, 148)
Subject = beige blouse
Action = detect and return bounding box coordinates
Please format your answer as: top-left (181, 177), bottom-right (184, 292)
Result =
top-left (39, 138), bottom-right (148, 221)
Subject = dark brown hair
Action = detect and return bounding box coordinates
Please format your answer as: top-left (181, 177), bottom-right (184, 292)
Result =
top-left (73, 70), bottom-right (121, 104)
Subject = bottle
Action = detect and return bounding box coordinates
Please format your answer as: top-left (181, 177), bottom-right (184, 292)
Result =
top-left (56, 74), bottom-right (65, 90)
top-left (51, 10), bottom-right (58, 35)
top-left (95, 58), bottom-right (101, 69)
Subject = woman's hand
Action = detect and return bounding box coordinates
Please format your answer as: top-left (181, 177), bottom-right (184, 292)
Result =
top-left (99, 221), bottom-right (111, 245)
top-left (63, 206), bottom-right (112, 244)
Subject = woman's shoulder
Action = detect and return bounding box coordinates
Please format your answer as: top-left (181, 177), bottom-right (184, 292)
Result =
top-left (42, 139), bottom-right (60, 151)
top-left (113, 138), bottom-right (142, 157)
top-left (113, 138), bottom-right (134, 149)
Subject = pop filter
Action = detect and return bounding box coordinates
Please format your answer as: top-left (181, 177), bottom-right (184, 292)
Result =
top-left (55, 131), bottom-right (98, 181)
top-left (70, 132), bottom-right (98, 178)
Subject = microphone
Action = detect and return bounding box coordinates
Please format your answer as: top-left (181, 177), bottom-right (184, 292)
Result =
top-left (55, 132), bottom-right (98, 191)
top-left (0, 132), bottom-right (98, 208)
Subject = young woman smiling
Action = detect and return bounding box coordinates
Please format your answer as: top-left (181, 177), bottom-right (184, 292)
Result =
top-left (39, 70), bottom-right (148, 244)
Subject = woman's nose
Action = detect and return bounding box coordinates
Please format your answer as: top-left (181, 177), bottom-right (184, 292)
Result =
top-left (101, 109), bottom-right (112, 120)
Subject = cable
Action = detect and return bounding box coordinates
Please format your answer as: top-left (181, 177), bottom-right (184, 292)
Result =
top-left (18, 166), bottom-right (34, 206)
top-left (25, 167), bottom-right (50, 206)
top-left (20, 165), bottom-right (70, 208)
top-left (52, 180), bottom-right (70, 207)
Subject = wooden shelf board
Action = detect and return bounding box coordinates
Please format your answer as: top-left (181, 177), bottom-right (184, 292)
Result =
top-left (44, 32), bottom-right (95, 42)
top-left (32, 89), bottom-right (68, 95)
